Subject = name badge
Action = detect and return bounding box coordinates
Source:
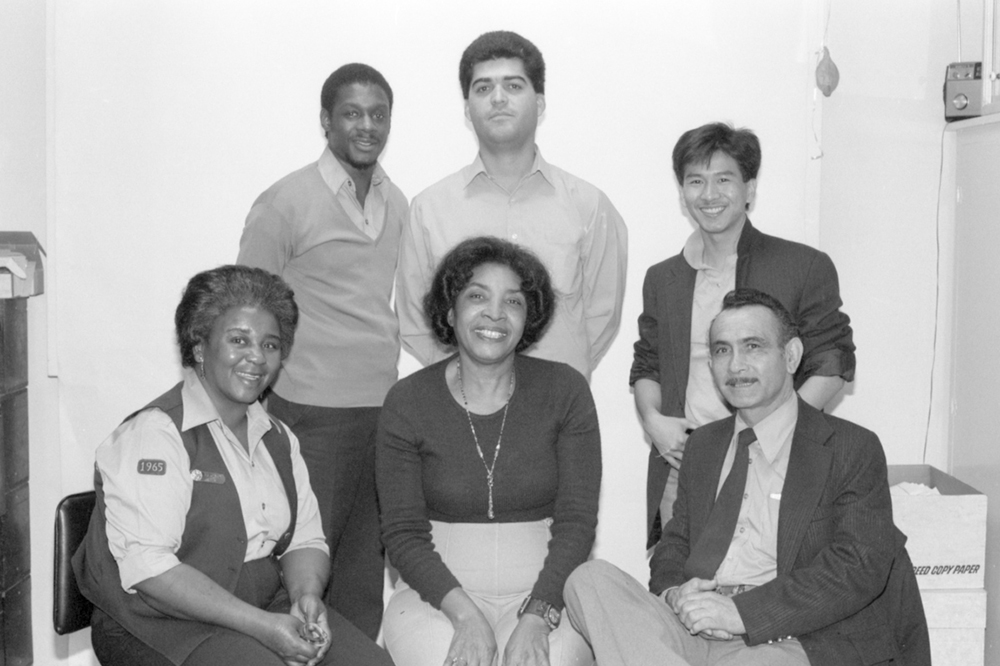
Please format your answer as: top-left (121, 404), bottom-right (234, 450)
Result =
top-left (191, 469), bottom-right (226, 484)
top-left (137, 459), bottom-right (166, 475)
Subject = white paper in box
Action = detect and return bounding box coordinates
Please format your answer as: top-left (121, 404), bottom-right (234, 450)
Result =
top-left (888, 465), bottom-right (986, 589)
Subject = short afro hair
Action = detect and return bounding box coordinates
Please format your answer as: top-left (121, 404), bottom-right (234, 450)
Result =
top-left (423, 236), bottom-right (554, 352)
top-left (175, 265), bottom-right (298, 368)
top-left (320, 63), bottom-right (393, 113)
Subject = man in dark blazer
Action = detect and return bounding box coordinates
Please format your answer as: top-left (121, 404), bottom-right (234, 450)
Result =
top-left (631, 122), bottom-right (856, 548)
top-left (565, 289), bottom-right (929, 665)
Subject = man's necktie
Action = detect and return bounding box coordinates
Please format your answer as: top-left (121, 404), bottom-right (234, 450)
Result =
top-left (685, 427), bottom-right (757, 580)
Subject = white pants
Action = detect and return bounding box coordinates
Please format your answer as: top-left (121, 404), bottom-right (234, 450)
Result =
top-left (383, 520), bottom-right (594, 666)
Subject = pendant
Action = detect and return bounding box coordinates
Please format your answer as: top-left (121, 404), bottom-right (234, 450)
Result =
top-left (487, 472), bottom-right (495, 520)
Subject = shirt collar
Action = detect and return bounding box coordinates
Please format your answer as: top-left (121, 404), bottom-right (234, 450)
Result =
top-left (179, 367), bottom-right (273, 436)
top-left (734, 391), bottom-right (798, 464)
top-left (683, 229), bottom-right (739, 272)
top-left (317, 147), bottom-right (387, 195)
top-left (461, 145), bottom-right (553, 189)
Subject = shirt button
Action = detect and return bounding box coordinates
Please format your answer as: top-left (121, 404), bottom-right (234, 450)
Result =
top-left (743, 493), bottom-right (749, 499)
top-left (511, 233), bottom-right (518, 241)
top-left (739, 527), bottom-right (745, 533)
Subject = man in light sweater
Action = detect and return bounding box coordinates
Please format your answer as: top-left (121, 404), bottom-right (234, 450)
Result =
top-left (237, 63), bottom-right (406, 640)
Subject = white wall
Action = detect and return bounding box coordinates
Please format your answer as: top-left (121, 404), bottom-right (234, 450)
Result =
top-left (818, 0), bottom-right (959, 468)
top-left (6, 0), bottom-right (965, 663)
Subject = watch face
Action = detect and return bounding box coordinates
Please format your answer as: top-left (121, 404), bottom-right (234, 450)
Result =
top-left (546, 607), bottom-right (561, 627)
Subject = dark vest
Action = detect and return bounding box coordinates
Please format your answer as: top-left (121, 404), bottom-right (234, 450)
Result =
top-left (72, 383), bottom-right (298, 664)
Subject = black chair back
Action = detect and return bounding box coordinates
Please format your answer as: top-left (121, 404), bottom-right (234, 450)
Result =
top-left (53, 491), bottom-right (96, 635)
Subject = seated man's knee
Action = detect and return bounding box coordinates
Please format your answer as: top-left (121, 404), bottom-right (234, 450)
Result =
top-left (565, 559), bottom-right (618, 599)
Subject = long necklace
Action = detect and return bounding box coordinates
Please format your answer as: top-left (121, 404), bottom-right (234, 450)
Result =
top-left (456, 358), bottom-right (514, 520)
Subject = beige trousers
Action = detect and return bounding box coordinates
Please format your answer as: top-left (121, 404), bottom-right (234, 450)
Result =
top-left (383, 520), bottom-right (593, 666)
top-left (563, 560), bottom-right (809, 666)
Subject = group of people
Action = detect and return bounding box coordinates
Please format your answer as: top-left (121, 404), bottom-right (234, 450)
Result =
top-left (70, 28), bottom-right (931, 666)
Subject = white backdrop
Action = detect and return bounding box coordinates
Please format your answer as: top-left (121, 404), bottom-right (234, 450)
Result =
top-left (52, 0), bottom-right (824, 574)
top-left (31, 1), bottom-right (959, 663)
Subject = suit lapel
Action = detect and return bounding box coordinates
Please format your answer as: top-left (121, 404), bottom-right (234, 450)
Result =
top-left (664, 259), bottom-right (696, 403)
top-left (776, 399), bottom-right (834, 572)
top-left (734, 218), bottom-right (758, 287)
top-left (688, 416), bottom-right (736, 546)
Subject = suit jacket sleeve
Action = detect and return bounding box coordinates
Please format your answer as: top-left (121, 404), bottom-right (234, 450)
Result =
top-left (732, 425), bottom-right (895, 645)
top-left (794, 250), bottom-right (856, 383)
top-left (629, 267), bottom-right (661, 386)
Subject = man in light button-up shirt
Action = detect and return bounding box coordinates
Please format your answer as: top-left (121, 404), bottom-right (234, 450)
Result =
top-left (396, 30), bottom-right (627, 380)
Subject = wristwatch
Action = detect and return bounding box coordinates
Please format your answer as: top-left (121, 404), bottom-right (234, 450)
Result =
top-left (517, 596), bottom-right (561, 630)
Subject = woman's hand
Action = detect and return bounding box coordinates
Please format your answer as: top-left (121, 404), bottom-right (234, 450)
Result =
top-left (260, 612), bottom-right (322, 666)
top-left (443, 613), bottom-right (497, 666)
top-left (440, 588), bottom-right (497, 666)
top-left (501, 613), bottom-right (551, 666)
top-left (280, 548), bottom-right (332, 665)
top-left (289, 593), bottom-right (331, 666)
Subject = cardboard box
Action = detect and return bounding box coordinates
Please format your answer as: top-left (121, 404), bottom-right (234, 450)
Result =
top-left (921, 588), bottom-right (986, 666)
top-left (0, 232), bottom-right (44, 299)
top-left (889, 465), bottom-right (986, 589)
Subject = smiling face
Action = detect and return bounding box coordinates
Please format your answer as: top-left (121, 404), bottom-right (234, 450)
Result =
top-left (464, 58), bottom-right (545, 151)
top-left (709, 305), bottom-right (802, 425)
top-left (681, 151), bottom-right (756, 244)
top-left (448, 262), bottom-right (527, 368)
top-left (321, 82), bottom-right (391, 173)
top-left (195, 305), bottom-right (282, 426)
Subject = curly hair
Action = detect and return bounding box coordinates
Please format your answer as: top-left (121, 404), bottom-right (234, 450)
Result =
top-left (672, 122), bottom-right (761, 184)
top-left (423, 236), bottom-right (554, 353)
top-left (459, 31), bottom-right (545, 99)
top-left (175, 265), bottom-right (298, 368)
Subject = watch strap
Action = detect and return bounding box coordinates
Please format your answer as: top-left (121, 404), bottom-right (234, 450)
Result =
top-left (517, 596), bottom-right (561, 630)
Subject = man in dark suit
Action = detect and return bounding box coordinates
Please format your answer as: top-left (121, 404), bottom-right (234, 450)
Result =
top-left (565, 289), bottom-right (929, 665)
top-left (631, 123), bottom-right (856, 548)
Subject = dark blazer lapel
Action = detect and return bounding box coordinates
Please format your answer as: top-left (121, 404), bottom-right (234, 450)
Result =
top-left (687, 416), bottom-right (736, 545)
top-left (776, 399), bottom-right (834, 573)
top-left (664, 258), bottom-right (696, 403)
top-left (735, 219), bottom-right (754, 284)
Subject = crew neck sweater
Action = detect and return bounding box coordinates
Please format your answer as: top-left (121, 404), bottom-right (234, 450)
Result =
top-left (376, 355), bottom-right (602, 609)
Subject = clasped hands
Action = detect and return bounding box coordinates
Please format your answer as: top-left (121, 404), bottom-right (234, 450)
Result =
top-left (665, 578), bottom-right (746, 641)
top-left (269, 593), bottom-right (332, 666)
